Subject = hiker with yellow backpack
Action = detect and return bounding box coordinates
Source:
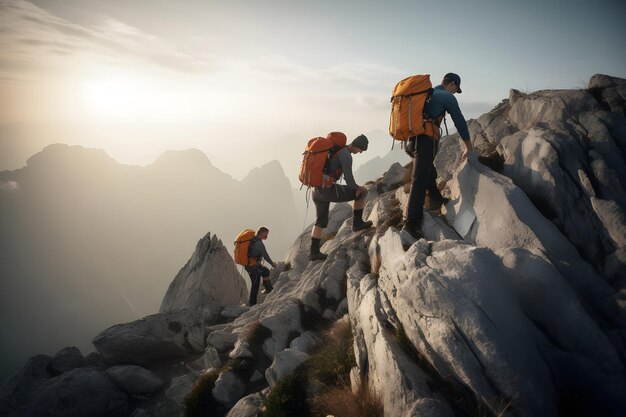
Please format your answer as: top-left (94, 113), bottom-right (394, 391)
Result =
top-left (298, 132), bottom-right (373, 261)
top-left (389, 72), bottom-right (473, 239)
top-left (234, 227), bottom-right (276, 306)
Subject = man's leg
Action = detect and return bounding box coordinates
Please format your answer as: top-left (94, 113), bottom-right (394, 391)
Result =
top-left (248, 267), bottom-right (261, 306)
top-left (352, 193), bottom-right (373, 231)
top-left (310, 196), bottom-right (330, 261)
top-left (260, 266), bottom-right (273, 293)
top-left (426, 165), bottom-right (448, 211)
top-left (425, 138), bottom-right (447, 210)
top-left (405, 135), bottom-right (436, 237)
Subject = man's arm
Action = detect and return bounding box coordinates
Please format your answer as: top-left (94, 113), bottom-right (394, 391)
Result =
top-left (337, 148), bottom-right (359, 190)
top-left (443, 94), bottom-right (473, 160)
top-left (256, 241), bottom-right (275, 267)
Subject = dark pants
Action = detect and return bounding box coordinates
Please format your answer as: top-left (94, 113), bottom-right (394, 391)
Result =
top-left (406, 135), bottom-right (444, 224)
top-left (245, 264), bottom-right (270, 306)
top-left (313, 184), bottom-right (360, 228)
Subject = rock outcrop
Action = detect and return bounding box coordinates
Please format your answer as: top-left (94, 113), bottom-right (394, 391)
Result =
top-left (3, 74), bottom-right (626, 417)
top-left (159, 232), bottom-right (247, 320)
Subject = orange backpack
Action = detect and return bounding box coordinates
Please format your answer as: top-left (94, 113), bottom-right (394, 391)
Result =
top-left (234, 229), bottom-right (257, 266)
top-left (389, 74), bottom-right (435, 141)
top-left (298, 132), bottom-right (347, 187)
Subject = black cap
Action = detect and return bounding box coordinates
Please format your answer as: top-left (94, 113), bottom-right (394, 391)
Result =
top-left (351, 134), bottom-right (368, 151)
top-left (444, 72), bottom-right (462, 93)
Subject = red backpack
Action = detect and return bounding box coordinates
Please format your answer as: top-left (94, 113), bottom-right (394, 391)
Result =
top-left (298, 132), bottom-right (347, 187)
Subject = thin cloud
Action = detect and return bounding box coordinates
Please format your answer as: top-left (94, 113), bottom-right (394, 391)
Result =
top-left (0, 0), bottom-right (213, 78)
top-left (0, 180), bottom-right (19, 191)
top-left (243, 53), bottom-right (402, 86)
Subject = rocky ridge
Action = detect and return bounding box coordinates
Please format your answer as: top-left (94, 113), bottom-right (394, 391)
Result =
top-left (1, 74), bottom-right (625, 417)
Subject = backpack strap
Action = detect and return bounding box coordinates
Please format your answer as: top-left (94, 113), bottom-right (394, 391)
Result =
top-left (247, 236), bottom-right (262, 265)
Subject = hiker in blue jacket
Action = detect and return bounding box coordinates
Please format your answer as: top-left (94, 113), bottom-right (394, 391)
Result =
top-left (402, 73), bottom-right (473, 239)
top-left (246, 226), bottom-right (276, 306)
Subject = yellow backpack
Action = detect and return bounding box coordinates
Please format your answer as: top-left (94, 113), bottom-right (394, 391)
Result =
top-left (389, 74), bottom-right (434, 141)
top-left (234, 229), bottom-right (257, 266)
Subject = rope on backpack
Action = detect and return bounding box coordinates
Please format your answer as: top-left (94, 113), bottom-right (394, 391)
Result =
top-left (302, 187), bottom-right (311, 234)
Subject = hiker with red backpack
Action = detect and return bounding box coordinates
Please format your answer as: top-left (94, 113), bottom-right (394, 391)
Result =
top-left (299, 132), bottom-right (373, 261)
top-left (390, 72), bottom-right (473, 239)
top-left (234, 227), bottom-right (276, 306)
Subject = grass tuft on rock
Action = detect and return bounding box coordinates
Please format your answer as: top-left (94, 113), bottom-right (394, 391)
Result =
top-left (184, 370), bottom-right (225, 417)
top-left (260, 319), bottom-right (374, 417)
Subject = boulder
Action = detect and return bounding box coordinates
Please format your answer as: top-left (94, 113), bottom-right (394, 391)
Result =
top-left (212, 370), bottom-right (245, 408)
top-left (225, 392), bottom-right (264, 417)
top-left (0, 354), bottom-right (53, 412)
top-left (164, 372), bottom-right (199, 406)
top-left (9, 367), bottom-right (128, 417)
top-left (49, 347), bottom-right (85, 375)
top-left (264, 349), bottom-right (310, 388)
top-left (93, 309), bottom-right (205, 366)
top-left (105, 365), bottom-right (165, 395)
top-left (190, 346), bottom-right (222, 371)
top-left (289, 331), bottom-right (321, 353)
top-left (381, 162), bottom-right (408, 192)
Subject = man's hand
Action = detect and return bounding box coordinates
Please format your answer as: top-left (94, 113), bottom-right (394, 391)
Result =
top-left (461, 139), bottom-right (473, 162)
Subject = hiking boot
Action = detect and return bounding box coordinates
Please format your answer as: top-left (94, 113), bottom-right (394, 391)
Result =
top-left (353, 219), bottom-right (373, 232)
top-left (401, 221), bottom-right (423, 240)
top-left (309, 252), bottom-right (328, 261)
top-left (261, 281), bottom-right (274, 294)
top-left (426, 197), bottom-right (450, 212)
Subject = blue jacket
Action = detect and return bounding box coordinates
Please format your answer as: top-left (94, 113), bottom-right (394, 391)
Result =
top-left (248, 237), bottom-right (274, 265)
top-left (424, 85), bottom-right (470, 140)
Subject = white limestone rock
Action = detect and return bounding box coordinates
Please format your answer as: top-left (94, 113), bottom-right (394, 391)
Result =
top-left (260, 300), bottom-right (303, 357)
top-left (381, 162), bottom-right (408, 192)
top-left (206, 327), bottom-right (239, 353)
top-left (225, 392), bottom-right (264, 417)
top-left (348, 263), bottom-right (454, 417)
top-left (191, 346), bottom-right (222, 371)
top-left (160, 232), bottom-right (247, 322)
top-left (375, 228), bottom-right (557, 416)
top-left (221, 305), bottom-right (250, 320)
top-left (264, 349), bottom-right (310, 388)
top-left (229, 339), bottom-right (254, 359)
top-left (289, 331), bottom-right (321, 353)
top-left (212, 370), bottom-right (246, 408)
top-left (446, 153), bottom-right (623, 324)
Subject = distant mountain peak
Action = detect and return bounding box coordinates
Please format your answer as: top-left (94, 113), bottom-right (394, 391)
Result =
top-left (243, 160), bottom-right (286, 182)
top-left (152, 149), bottom-right (213, 168)
top-left (25, 143), bottom-right (117, 170)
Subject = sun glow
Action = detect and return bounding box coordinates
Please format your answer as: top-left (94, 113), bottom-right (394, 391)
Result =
top-left (80, 70), bottom-right (244, 122)
top-left (82, 74), bottom-right (151, 120)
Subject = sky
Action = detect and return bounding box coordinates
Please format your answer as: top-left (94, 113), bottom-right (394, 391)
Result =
top-left (1, 0), bottom-right (625, 184)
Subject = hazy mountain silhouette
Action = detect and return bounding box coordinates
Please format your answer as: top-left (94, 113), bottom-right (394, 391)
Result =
top-left (354, 148), bottom-right (411, 185)
top-left (0, 144), bottom-right (300, 379)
